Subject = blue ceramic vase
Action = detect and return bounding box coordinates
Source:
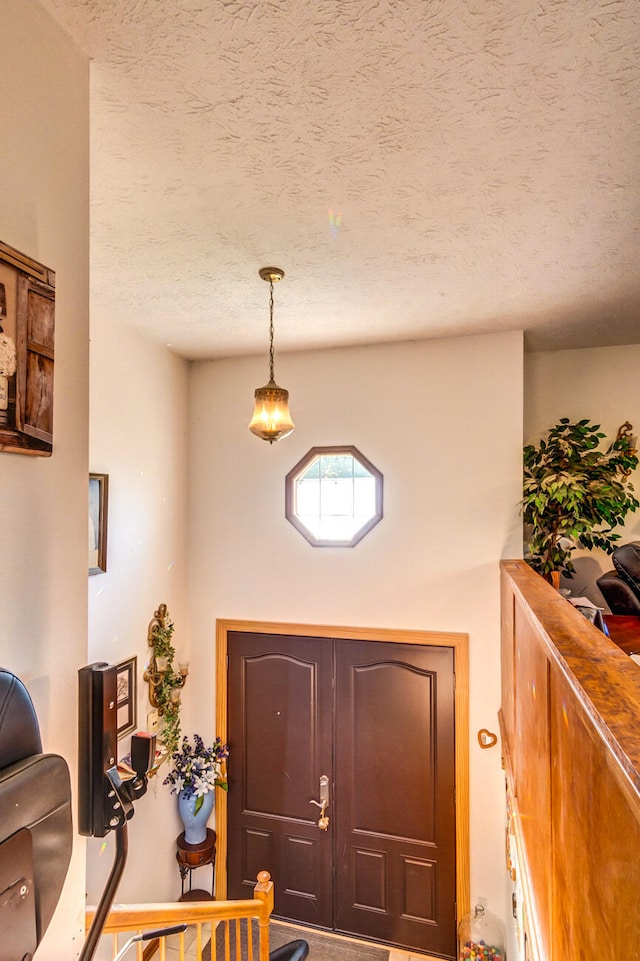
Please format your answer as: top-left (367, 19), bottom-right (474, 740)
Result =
top-left (178, 789), bottom-right (214, 845)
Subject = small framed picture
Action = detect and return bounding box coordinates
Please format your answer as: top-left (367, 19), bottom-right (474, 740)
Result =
top-left (116, 656), bottom-right (137, 739)
top-left (89, 473), bottom-right (108, 575)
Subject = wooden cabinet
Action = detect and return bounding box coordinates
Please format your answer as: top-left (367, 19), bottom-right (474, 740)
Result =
top-left (0, 241), bottom-right (55, 456)
top-left (500, 561), bottom-right (640, 961)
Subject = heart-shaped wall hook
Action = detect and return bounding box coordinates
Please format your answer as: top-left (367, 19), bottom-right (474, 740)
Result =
top-left (477, 728), bottom-right (498, 749)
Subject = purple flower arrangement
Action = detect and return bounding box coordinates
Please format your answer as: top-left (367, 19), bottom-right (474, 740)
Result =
top-left (164, 733), bottom-right (229, 808)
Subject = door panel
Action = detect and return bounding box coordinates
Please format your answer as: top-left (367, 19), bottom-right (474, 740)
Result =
top-left (227, 631), bottom-right (456, 958)
top-left (334, 641), bottom-right (456, 956)
top-left (227, 632), bottom-right (333, 926)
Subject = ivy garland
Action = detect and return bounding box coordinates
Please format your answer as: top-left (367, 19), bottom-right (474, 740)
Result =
top-left (148, 605), bottom-right (184, 758)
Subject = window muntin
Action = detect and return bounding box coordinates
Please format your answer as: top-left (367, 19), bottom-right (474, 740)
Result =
top-left (286, 446), bottom-right (383, 546)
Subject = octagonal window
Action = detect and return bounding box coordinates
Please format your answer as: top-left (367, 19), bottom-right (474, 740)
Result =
top-left (285, 446), bottom-right (383, 547)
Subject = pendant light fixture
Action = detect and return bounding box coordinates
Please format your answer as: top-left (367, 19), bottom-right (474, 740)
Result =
top-left (248, 267), bottom-right (295, 443)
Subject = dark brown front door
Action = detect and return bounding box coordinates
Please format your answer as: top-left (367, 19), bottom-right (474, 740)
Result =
top-left (228, 633), bottom-right (334, 925)
top-left (227, 631), bottom-right (457, 958)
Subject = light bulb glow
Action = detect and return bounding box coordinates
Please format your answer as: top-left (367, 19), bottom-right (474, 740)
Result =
top-left (249, 382), bottom-right (295, 443)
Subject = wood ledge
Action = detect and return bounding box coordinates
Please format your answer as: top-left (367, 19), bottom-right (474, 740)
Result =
top-left (501, 559), bottom-right (640, 804)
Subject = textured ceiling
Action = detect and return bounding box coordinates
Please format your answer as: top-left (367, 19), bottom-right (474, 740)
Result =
top-left (40, 0), bottom-right (640, 359)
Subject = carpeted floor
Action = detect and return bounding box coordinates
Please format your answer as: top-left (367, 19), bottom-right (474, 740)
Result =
top-left (203, 920), bottom-right (389, 961)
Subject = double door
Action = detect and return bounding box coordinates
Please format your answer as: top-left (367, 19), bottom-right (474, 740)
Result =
top-left (227, 631), bottom-right (456, 958)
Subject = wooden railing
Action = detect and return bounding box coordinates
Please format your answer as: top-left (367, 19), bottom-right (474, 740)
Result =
top-left (85, 871), bottom-right (274, 961)
top-left (500, 560), bottom-right (640, 961)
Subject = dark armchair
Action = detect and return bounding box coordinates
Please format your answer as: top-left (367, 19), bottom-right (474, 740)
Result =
top-left (597, 542), bottom-right (640, 615)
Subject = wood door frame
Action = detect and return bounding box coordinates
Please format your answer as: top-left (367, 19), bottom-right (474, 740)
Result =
top-left (215, 618), bottom-right (470, 929)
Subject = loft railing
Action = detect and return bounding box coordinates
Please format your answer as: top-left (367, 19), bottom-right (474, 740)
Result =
top-left (500, 560), bottom-right (640, 960)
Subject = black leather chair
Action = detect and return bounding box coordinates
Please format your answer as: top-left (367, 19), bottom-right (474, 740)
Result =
top-left (270, 941), bottom-right (309, 961)
top-left (597, 542), bottom-right (640, 615)
top-left (0, 668), bottom-right (73, 960)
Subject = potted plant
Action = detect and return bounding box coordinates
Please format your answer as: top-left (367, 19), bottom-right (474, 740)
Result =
top-left (522, 418), bottom-right (638, 580)
top-left (164, 734), bottom-right (229, 844)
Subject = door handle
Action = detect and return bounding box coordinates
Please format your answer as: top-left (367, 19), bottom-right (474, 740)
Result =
top-left (309, 775), bottom-right (330, 830)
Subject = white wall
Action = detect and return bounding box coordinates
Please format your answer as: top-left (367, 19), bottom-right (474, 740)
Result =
top-left (87, 319), bottom-right (191, 904)
top-left (0, 2), bottom-right (89, 957)
top-left (525, 344), bottom-right (640, 603)
top-left (189, 330), bottom-right (524, 918)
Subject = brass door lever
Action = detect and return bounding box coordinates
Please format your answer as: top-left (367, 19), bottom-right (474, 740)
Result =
top-left (310, 775), bottom-right (330, 830)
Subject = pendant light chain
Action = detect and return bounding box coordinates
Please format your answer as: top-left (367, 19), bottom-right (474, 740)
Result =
top-left (248, 265), bottom-right (295, 442)
top-left (268, 278), bottom-right (275, 383)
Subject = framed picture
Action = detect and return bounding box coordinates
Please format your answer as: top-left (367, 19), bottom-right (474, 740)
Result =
top-left (0, 240), bottom-right (56, 456)
top-left (116, 656), bottom-right (137, 739)
top-left (89, 473), bottom-right (108, 575)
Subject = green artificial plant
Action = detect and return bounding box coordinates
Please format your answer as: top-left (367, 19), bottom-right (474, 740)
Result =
top-left (522, 418), bottom-right (639, 578)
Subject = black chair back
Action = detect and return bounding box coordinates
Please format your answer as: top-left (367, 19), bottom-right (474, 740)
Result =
top-left (0, 669), bottom-right (72, 959)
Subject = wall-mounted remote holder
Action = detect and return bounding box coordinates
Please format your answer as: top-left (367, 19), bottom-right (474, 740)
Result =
top-left (78, 663), bottom-right (155, 838)
top-left (78, 663), bottom-right (119, 838)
